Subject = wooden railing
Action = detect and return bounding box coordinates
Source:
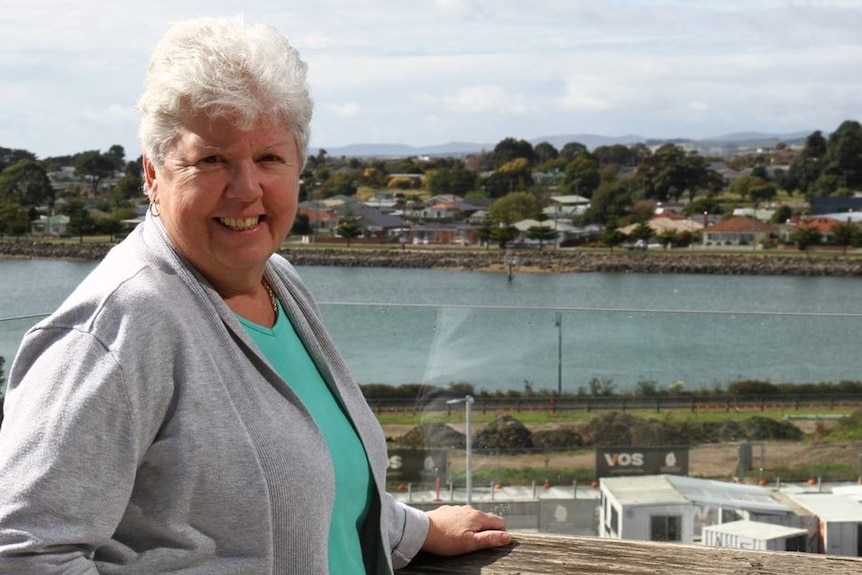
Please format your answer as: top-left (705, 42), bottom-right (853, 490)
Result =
top-left (398, 532), bottom-right (862, 574)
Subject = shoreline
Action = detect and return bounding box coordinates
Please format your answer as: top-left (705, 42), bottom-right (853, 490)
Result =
top-left (2, 241), bottom-right (862, 276)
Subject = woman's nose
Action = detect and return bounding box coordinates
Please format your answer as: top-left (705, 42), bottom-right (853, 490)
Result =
top-left (226, 160), bottom-right (263, 201)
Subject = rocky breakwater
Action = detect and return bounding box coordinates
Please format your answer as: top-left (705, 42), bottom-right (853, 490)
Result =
top-left (0, 241), bottom-right (112, 261)
top-left (280, 247), bottom-right (862, 277)
top-left (3, 241), bottom-right (862, 276)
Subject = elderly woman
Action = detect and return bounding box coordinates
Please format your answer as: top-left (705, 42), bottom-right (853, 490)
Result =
top-left (0, 16), bottom-right (509, 575)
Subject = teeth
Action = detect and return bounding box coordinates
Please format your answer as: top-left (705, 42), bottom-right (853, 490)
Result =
top-left (220, 217), bottom-right (259, 231)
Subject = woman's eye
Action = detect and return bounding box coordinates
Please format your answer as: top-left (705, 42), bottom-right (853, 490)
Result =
top-left (201, 156), bottom-right (222, 164)
top-left (259, 154), bottom-right (281, 163)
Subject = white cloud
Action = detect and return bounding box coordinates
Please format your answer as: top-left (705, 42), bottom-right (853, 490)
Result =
top-left (1, 0), bottom-right (861, 156)
top-left (441, 85), bottom-right (530, 115)
top-left (325, 103), bottom-right (363, 119)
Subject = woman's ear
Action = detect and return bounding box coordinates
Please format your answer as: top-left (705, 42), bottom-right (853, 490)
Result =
top-left (142, 155), bottom-right (158, 194)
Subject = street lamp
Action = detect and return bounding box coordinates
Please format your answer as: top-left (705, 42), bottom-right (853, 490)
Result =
top-left (446, 395), bottom-right (474, 504)
top-left (555, 312), bottom-right (562, 395)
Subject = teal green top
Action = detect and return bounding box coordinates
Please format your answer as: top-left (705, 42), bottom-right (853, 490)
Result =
top-left (238, 299), bottom-right (374, 574)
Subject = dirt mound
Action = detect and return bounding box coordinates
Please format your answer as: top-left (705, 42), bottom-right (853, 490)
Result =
top-left (396, 423), bottom-right (465, 449)
top-left (392, 412), bottom-right (806, 452)
top-left (474, 415), bottom-right (533, 450)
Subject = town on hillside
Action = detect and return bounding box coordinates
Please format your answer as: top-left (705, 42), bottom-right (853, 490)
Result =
top-left (2, 120), bottom-right (862, 252)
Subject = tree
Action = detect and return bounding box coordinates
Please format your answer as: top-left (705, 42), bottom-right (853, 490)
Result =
top-left (792, 227), bottom-right (822, 252)
top-left (61, 200), bottom-right (96, 242)
top-left (656, 228), bottom-right (678, 249)
top-left (0, 202), bottom-right (31, 239)
top-left (490, 222), bottom-right (519, 249)
top-left (581, 180), bottom-right (634, 226)
top-left (336, 208), bottom-right (362, 247)
top-left (599, 219), bottom-right (626, 252)
top-left (110, 171), bottom-right (145, 206)
top-left (106, 144), bottom-right (126, 170)
top-left (290, 212), bottom-right (312, 236)
top-left (424, 164), bottom-right (478, 196)
top-left (824, 120), bottom-right (862, 190)
top-left (831, 221), bottom-right (860, 254)
top-left (683, 196), bottom-right (723, 218)
top-left (488, 191), bottom-right (539, 225)
top-left (75, 150), bottom-right (117, 192)
top-left (783, 130), bottom-right (827, 195)
top-left (563, 154), bottom-right (600, 197)
top-left (630, 221), bottom-right (654, 246)
top-left (490, 137), bottom-right (535, 169)
top-left (729, 175), bottom-right (776, 204)
top-left (533, 142), bottom-right (559, 164)
top-left (0, 160), bottom-right (54, 208)
top-left (482, 158), bottom-right (533, 198)
top-left (477, 217), bottom-right (495, 249)
top-left (770, 204), bottom-right (793, 224)
top-left (0, 147), bottom-right (37, 172)
top-left (593, 144), bottom-right (639, 167)
top-left (320, 172), bottom-right (358, 198)
top-left (637, 144), bottom-right (721, 202)
top-left (525, 213), bottom-right (558, 251)
top-left (559, 142), bottom-right (588, 162)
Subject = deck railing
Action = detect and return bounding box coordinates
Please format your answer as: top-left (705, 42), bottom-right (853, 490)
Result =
top-left (398, 532), bottom-right (862, 574)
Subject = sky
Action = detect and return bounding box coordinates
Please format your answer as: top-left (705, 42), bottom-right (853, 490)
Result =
top-left (2, 0), bottom-right (861, 160)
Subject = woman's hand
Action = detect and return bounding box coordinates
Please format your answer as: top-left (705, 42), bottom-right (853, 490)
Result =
top-left (421, 505), bottom-right (512, 556)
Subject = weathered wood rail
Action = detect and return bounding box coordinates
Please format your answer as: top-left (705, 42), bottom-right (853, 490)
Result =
top-left (398, 532), bottom-right (862, 574)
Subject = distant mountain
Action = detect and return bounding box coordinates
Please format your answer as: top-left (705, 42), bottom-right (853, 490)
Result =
top-left (703, 130), bottom-right (811, 143)
top-left (311, 130), bottom-right (814, 158)
top-left (528, 134), bottom-right (647, 150)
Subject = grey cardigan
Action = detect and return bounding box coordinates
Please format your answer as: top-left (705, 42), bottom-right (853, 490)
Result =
top-left (0, 215), bottom-right (429, 574)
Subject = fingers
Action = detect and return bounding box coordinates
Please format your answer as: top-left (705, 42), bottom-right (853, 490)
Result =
top-left (422, 505), bottom-right (512, 556)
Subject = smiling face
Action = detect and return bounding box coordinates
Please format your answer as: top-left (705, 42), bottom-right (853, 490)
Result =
top-left (143, 113), bottom-right (301, 292)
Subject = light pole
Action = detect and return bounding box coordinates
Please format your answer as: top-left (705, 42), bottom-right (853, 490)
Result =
top-left (555, 312), bottom-right (562, 395)
top-left (446, 395), bottom-right (474, 504)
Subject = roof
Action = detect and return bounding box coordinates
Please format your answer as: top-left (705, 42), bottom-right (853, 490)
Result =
top-left (796, 217), bottom-right (842, 233)
top-left (601, 475), bottom-right (689, 506)
top-left (602, 475), bottom-right (791, 514)
top-left (668, 475), bottom-right (790, 515)
top-left (702, 519), bottom-right (807, 541)
top-left (787, 493), bottom-right (862, 522)
top-left (830, 484), bottom-right (862, 501)
top-left (706, 216), bottom-right (775, 233)
top-left (618, 217), bottom-right (703, 235)
top-left (550, 194), bottom-right (590, 205)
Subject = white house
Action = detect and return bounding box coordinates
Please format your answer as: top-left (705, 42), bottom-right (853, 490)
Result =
top-left (785, 493), bottom-right (862, 556)
top-left (702, 519), bottom-right (809, 552)
top-left (600, 475), bottom-right (800, 545)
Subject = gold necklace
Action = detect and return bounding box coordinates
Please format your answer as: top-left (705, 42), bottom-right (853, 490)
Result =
top-left (262, 279), bottom-right (278, 318)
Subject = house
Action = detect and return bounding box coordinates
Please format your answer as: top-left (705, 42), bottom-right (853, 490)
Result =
top-left (408, 223), bottom-right (476, 245)
top-left (333, 202), bottom-right (407, 241)
top-left (732, 207), bottom-right (776, 222)
top-left (703, 216), bottom-right (775, 247)
top-left (297, 201), bottom-right (340, 237)
top-left (794, 217), bottom-right (845, 243)
top-left (599, 475), bottom-right (803, 545)
top-left (30, 214), bottom-right (70, 236)
top-left (618, 217), bottom-right (703, 238)
top-left (702, 519), bottom-right (809, 552)
top-left (550, 194), bottom-right (590, 217)
top-left (785, 493), bottom-right (862, 556)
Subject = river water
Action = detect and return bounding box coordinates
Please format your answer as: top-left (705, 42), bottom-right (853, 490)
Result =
top-left (2, 259), bottom-right (861, 394)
